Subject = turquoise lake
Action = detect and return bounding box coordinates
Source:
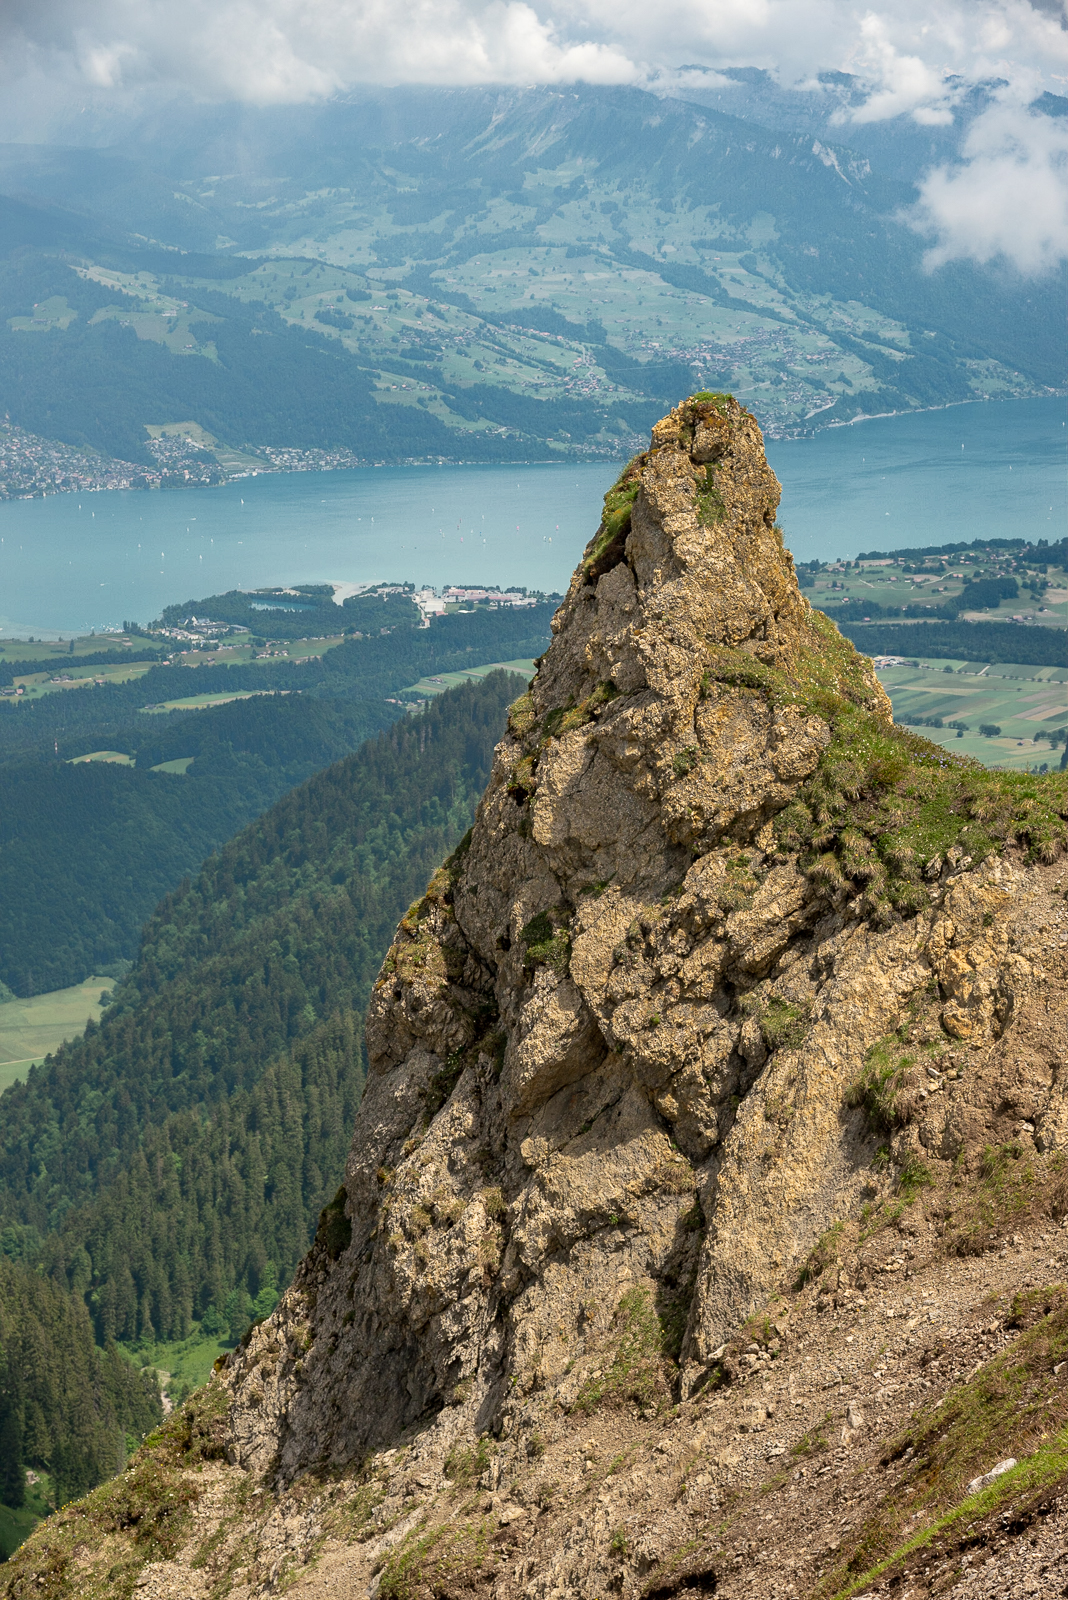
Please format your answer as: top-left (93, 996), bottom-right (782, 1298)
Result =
top-left (0, 396), bottom-right (1063, 637)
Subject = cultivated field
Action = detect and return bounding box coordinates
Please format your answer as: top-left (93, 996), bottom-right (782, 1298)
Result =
top-left (0, 634), bottom-right (144, 661)
top-left (139, 689), bottom-right (269, 713)
top-left (0, 977), bottom-right (115, 1086)
top-left (874, 656), bottom-right (1068, 769)
top-left (405, 658), bottom-right (536, 697)
top-left (12, 661), bottom-right (156, 698)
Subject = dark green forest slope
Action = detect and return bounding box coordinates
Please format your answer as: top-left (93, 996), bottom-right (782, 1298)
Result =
top-left (0, 600), bottom-right (554, 764)
top-left (0, 601), bottom-right (552, 993)
top-left (0, 674), bottom-right (518, 1346)
top-left (0, 697), bottom-right (395, 995)
top-left (839, 621), bottom-right (1067, 667)
top-left (0, 1259), bottom-right (160, 1527)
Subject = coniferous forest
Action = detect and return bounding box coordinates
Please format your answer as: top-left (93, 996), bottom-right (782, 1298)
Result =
top-left (0, 602), bottom-right (553, 993)
top-left (0, 1260), bottom-right (161, 1534)
top-left (0, 698), bottom-right (397, 995)
top-left (0, 675), bottom-right (519, 1356)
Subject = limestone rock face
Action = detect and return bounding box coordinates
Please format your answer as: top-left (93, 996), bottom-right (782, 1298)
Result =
top-left (12, 397), bottom-right (1068, 1600)
top-left (219, 397), bottom-right (1053, 1494)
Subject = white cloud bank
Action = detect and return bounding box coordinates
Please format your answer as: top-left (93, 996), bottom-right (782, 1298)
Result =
top-left (2, 0), bottom-right (1066, 273)
top-left (912, 99), bottom-right (1068, 275)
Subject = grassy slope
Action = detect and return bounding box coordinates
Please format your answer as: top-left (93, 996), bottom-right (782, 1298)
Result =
top-left (0, 979), bottom-right (115, 1080)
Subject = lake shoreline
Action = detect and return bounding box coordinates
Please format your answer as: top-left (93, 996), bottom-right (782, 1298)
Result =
top-left (5, 394), bottom-right (1063, 510)
top-left (0, 394), bottom-right (1063, 639)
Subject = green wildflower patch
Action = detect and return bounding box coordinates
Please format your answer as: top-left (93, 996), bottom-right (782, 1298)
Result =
top-left (581, 456), bottom-right (644, 578)
top-left (379, 1513), bottom-right (495, 1600)
top-left (689, 390), bottom-right (734, 411)
top-left (520, 907), bottom-right (572, 976)
top-left (0, 1381), bottom-right (230, 1600)
top-left (943, 1141), bottom-right (1046, 1256)
top-left (572, 1287), bottom-right (678, 1416)
top-left (443, 1434), bottom-right (493, 1489)
top-left (846, 1038), bottom-right (918, 1134)
top-left (794, 1220), bottom-right (844, 1290)
top-left (695, 464), bottom-right (726, 525)
top-left (759, 996), bottom-right (812, 1052)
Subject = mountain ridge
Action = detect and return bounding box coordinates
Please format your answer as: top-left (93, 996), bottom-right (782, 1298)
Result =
top-left (0, 82), bottom-right (1060, 480)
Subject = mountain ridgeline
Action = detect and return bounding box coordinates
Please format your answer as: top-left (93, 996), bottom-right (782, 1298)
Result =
top-left (0, 674), bottom-right (521, 1345)
top-left (0, 83), bottom-right (1062, 469)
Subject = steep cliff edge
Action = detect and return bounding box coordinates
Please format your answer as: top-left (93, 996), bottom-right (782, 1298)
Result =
top-left (6, 396), bottom-right (1068, 1600)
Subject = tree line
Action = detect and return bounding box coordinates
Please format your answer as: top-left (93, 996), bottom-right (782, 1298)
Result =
top-left (838, 620), bottom-right (1067, 668)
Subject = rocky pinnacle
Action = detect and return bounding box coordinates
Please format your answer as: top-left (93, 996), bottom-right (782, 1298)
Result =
top-left (220, 395), bottom-right (1060, 1496)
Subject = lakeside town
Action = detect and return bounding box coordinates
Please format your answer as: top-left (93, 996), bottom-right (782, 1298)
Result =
top-left (0, 420), bottom-right (381, 500)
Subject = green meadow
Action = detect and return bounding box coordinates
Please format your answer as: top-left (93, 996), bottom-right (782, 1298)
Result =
top-left (139, 689), bottom-right (268, 713)
top-left (0, 1475), bottom-right (54, 1561)
top-left (11, 661), bottom-right (156, 699)
top-left (117, 1329), bottom-right (232, 1413)
top-left (0, 977), bottom-right (114, 1087)
top-left (405, 657), bottom-right (537, 697)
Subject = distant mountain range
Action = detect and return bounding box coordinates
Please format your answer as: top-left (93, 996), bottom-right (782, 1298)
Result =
top-left (0, 82), bottom-right (1063, 473)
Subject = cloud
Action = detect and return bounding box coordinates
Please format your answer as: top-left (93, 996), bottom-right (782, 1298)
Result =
top-left (2, 0), bottom-right (1066, 107)
top-left (834, 14), bottom-right (958, 124)
top-left (2, 0), bottom-right (643, 100)
top-left (0, 0), bottom-right (1065, 272)
top-left (908, 99), bottom-right (1068, 275)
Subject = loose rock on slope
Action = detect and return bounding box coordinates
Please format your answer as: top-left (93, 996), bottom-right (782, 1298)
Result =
top-left (6, 395), bottom-right (1067, 1600)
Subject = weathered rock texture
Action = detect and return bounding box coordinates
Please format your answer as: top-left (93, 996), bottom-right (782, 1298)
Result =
top-left (217, 395), bottom-right (1063, 1485)
top-left (7, 397), bottom-right (1068, 1600)
top-left (221, 395), bottom-right (897, 1482)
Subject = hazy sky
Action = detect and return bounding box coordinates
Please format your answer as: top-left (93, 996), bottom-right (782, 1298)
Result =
top-left (1, 0), bottom-right (1065, 274)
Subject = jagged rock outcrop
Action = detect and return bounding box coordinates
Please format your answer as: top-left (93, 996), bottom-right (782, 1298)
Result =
top-left (219, 396), bottom-right (1060, 1488)
top-left (7, 396), bottom-right (1067, 1600)
top-left (221, 395), bottom-right (885, 1479)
